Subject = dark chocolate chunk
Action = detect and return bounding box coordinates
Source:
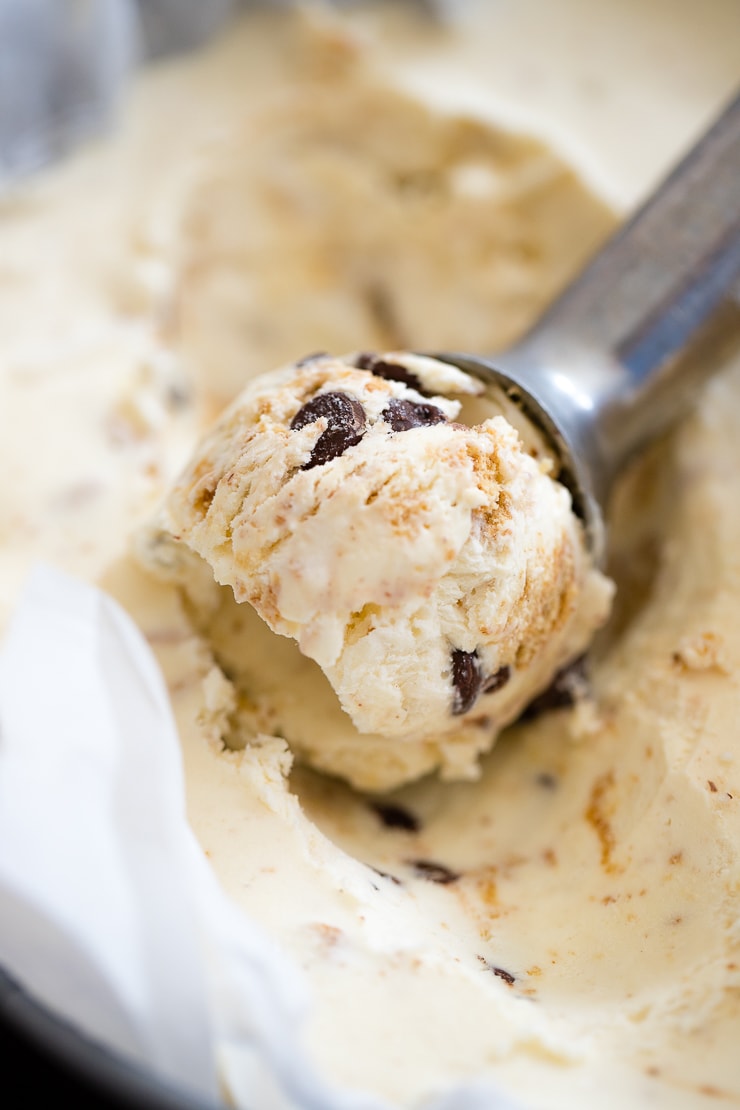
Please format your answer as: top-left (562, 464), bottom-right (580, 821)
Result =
top-left (383, 397), bottom-right (447, 432)
top-left (477, 956), bottom-right (516, 984)
top-left (295, 351), bottom-right (329, 366)
top-left (535, 771), bottom-right (558, 790)
top-left (482, 665), bottom-right (511, 695)
top-left (290, 391), bottom-right (366, 469)
top-left (355, 352), bottom-right (423, 392)
top-left (520, 655), bottom-right (588, 720)
top-left (451, 648), bottom-right (482, 715)
top-left (355, 353), bottom-right (377, 370)
top-left (371, 802), bottom-right (421, 833)
top-left (408, 859), bottom-right (460, 884)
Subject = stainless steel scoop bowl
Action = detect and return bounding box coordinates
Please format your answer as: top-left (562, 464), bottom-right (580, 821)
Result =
top-left (442, 91), bottom-right (740, 560)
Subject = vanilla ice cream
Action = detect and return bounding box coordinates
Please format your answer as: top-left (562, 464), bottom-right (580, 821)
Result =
top-left (148, 350), bottom-right (611, 789)
top-left (1, 3), bottom-right (739, 1110)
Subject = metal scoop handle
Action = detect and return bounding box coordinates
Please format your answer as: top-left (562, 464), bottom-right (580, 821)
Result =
top-left (451, 90), bottom-right (740, 555)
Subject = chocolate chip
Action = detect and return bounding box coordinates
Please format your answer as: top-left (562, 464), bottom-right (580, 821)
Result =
top-left (492, 966), bottom-right (516, 985)
top-left (355, 352), bottom-right (424, 392)
top-left (408, 859), bottom-right (460, 884)
top-left (355, 352), bottom-right (385, 372)
top-left (451, 648), bottom-right (482, 715)
top-left (371, 802), bottom-right (420, 833)
top-left (477, 956), bottom-right (516, 982)
top-left (479, 960), bottom-right (516, 986)
top-left (535, 771), bottom-right (558, 790)
top-left (295, 351), bottom-right (329, 366)
top-left (520, 656), bottom-right (588, 720)
top-left (383, 397), bottom-right (447, 432)
top-left (482, 665), bottom-right (511, 695)
top-left (290, 391), bottom-right (366, 469)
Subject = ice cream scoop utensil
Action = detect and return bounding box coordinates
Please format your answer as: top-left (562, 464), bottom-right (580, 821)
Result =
top-left (446, 91), bottom-right (740, 558)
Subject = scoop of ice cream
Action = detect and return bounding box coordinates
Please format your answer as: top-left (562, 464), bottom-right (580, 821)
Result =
top-left (154, 351), bottom-right (612, 788)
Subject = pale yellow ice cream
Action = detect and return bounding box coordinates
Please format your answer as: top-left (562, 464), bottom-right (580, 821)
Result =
top-left (1, 4), bottom-right (739, 1110)
top-left (147, 351), bottom-right (611, 789)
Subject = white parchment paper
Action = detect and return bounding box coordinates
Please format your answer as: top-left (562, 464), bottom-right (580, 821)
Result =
top-left (0, 566), bottom-right (392, 1110)
top-left (0, 566), bottom-right (217, 1097)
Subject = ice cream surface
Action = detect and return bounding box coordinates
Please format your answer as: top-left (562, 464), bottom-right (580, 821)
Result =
top-left (153, 350), bottom-right (612, 789)
top-left (1, 3), bottom-right (740, 1110)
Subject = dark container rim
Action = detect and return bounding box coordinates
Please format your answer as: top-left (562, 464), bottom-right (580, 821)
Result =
top-left (0, 964), bottom-right (224, 1109)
